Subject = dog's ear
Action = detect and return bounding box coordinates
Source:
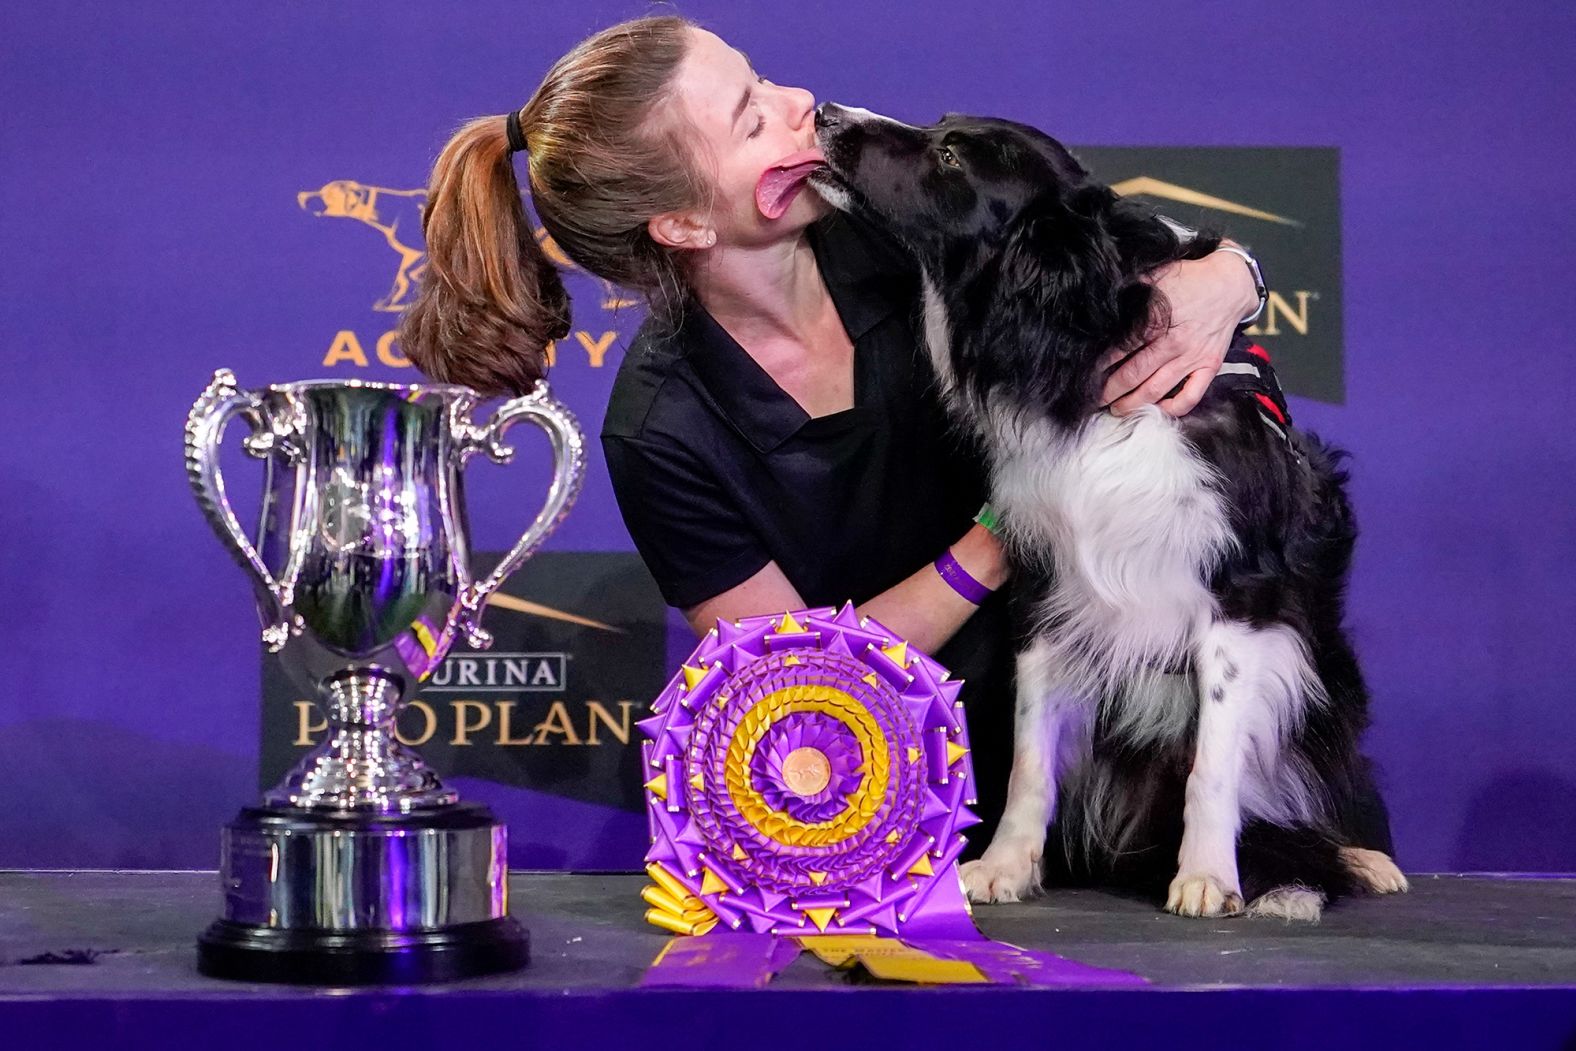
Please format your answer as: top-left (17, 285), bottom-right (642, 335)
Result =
top-left (996, 192), bottom-right (1128, 325)
top-left (1035, 134), bottom-right (1089, 188)
top-left (997, 122), bottom-right (1089, 188)
top-left (973, 192), bottom-right (1157, 423)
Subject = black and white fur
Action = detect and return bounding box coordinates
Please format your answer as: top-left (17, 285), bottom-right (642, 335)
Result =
top-left (811, 104), bottom-right (1407, 920)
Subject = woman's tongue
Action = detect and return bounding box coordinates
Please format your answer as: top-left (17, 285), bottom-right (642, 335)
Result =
top-left (756, 148), bottom-right (827, 220)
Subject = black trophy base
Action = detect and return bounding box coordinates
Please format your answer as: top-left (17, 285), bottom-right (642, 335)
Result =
top-left (197, 916), bottom-right (529, 985)
top-left (197, 802), bottom-right (528, 984)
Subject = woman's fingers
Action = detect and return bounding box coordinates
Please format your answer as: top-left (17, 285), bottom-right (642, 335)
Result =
top-left (1101, 339), bottom-right (1176, 406)
top-left (1097, 344), bottom-right (1132, 373)
top-left (1099, 251), bottom-right (1244, 417)
top-left (1156, 366), bottom-right (1215, 418)
top-left (1108, 350), bottom-right (1199, 416)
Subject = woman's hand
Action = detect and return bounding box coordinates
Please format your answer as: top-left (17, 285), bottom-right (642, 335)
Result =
top-left (1100, 246), bottom-right (1260, 417)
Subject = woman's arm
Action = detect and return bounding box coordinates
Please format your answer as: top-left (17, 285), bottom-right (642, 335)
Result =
top-left (681, 523), bottom-right (1009, 654)
top-left (681, 561), bottom-right (806, 637)
top-left (1100, 243), bottom-right (1262, 417)
top-left (857, 523), bottom-right (1008, 654)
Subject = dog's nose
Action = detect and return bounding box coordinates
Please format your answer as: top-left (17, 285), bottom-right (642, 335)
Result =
top-left (814, 103), bottom-right (842, 131)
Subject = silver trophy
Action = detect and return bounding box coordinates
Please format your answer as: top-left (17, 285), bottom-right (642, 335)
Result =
top-left (184, 369), bottom-right (583, 983)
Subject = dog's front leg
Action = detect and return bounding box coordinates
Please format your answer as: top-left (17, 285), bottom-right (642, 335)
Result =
top-left (962, 638), bottom-right (1084, 904)
top-left (1168, 621), bottom-right (1255, 917)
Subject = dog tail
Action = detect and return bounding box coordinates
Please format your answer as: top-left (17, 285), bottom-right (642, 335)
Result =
top-left (1237, 821), bottom-right (1358, 902)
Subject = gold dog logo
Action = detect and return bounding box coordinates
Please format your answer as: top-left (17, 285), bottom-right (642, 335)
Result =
top-left (298, 179), bottom-right (638, 314)
top-left (298, 180), bottom-right (429, 312)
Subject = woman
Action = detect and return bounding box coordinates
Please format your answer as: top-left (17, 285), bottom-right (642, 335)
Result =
top-left (399, 15), bottom-right (1391, 859)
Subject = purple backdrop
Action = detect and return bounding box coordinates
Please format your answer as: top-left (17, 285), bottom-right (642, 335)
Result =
top-left (2, 0), bottom-right (1572, 872)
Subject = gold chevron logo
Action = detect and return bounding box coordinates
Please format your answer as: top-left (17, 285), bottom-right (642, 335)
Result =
top-left (1110, 176), bottom-right (1302, 227)
top-left (484, 592), bottom-right (625, 634)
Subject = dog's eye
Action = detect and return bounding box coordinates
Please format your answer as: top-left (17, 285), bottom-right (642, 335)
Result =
top-left (937, 146), bottom-right (962, 169)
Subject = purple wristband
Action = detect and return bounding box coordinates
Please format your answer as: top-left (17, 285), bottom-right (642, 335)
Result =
top-left (933, 549), bottom-right (992, 605)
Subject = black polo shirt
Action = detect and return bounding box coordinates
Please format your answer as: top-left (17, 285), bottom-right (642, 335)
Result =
top-left (601, 210), bottom-right (1017, 849)
top-left (601, 210), bottom-right (995, 612)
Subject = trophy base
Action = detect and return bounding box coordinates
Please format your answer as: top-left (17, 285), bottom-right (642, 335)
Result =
top-left (197, 802), bottom-right (528, 984)
top-left (197, 916), bottom-right (529, 985)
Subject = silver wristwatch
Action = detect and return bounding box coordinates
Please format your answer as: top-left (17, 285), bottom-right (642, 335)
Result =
top-left (1213, 243), bottom-right (1268, 325)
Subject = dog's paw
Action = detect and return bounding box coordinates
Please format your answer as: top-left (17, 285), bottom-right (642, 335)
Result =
top-left (1246, 885), bottom-right (1326, 923)
top-left (960, 844), bottom-right (1041, 904)
top-left (1340, 847), bottom-right (1410, 894)
top-left (1165, 873), bottom-right (1244, 918)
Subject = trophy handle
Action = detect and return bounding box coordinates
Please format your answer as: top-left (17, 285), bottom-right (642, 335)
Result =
top-left (184, 368), bottom-right (301, 652)
top-left (452, 380), bottom-right (586, 649)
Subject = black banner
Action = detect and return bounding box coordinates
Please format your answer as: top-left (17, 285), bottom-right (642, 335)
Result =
top-left (260, 551), bottom-right (668, 813)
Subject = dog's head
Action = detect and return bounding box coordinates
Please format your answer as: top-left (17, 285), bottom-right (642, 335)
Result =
top-left (810, 104), bottom-right (1089, 267)
top-left (298, 180), bottom-right (376, 221)
top-left (812, 105), bottom-right (1192, 425)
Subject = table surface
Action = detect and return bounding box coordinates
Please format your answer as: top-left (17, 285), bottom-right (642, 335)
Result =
top-left (2, 870), bottom-right (1573, 996)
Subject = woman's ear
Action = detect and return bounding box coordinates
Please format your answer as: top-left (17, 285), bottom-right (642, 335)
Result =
top-left (648, 211), bottom-right (716, 250)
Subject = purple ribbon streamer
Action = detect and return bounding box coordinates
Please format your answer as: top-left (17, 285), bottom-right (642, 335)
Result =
top-left (920, 939), bottom-right (1148, 987)
top-left (640, 933), bottom-right (803, 989)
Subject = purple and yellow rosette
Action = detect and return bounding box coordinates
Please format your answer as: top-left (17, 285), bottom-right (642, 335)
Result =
top-left (639, 603), bottom-right (977, 939)
top-left (637, 603), bottom-right (1144, 987)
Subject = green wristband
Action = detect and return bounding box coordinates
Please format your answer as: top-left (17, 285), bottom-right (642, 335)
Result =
top-left (973, 502), bottom-right (1003, 535)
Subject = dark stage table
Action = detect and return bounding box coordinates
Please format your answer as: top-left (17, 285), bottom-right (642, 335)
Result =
top-left (3, 870), bottom-right (1574, 1049)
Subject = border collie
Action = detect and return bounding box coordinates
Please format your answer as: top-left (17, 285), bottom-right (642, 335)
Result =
top-left (810, 104), bottom-right (1407, 920)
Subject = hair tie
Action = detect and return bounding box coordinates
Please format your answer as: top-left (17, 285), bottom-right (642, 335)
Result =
top-left (504, 109), bottom-right (529, 155)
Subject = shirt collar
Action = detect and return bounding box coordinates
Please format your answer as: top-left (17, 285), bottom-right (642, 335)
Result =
top-left (810, 210), bottom-right (911, 342)
top-left (680, 212), bottom-right (911, 455)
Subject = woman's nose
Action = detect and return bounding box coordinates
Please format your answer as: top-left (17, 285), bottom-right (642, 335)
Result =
top-left (785, 85), bottom-right (816, 131)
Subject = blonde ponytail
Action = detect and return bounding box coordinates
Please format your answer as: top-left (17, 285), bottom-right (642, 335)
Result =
top-left (399, 115), bottom-right (570, 396)
top-left (400, 15), bottom-right (707, 394)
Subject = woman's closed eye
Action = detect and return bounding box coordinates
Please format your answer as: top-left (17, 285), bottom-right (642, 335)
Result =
top-left (746, 75), bottom-right (770, 138)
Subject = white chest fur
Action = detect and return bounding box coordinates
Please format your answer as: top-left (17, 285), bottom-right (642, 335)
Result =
top-left (920, 277), bottom-right (963, 415)
top-left (920, 274), bottom-right (1233, 687)
top-left (991, 407), bottom-right (1234, 688)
